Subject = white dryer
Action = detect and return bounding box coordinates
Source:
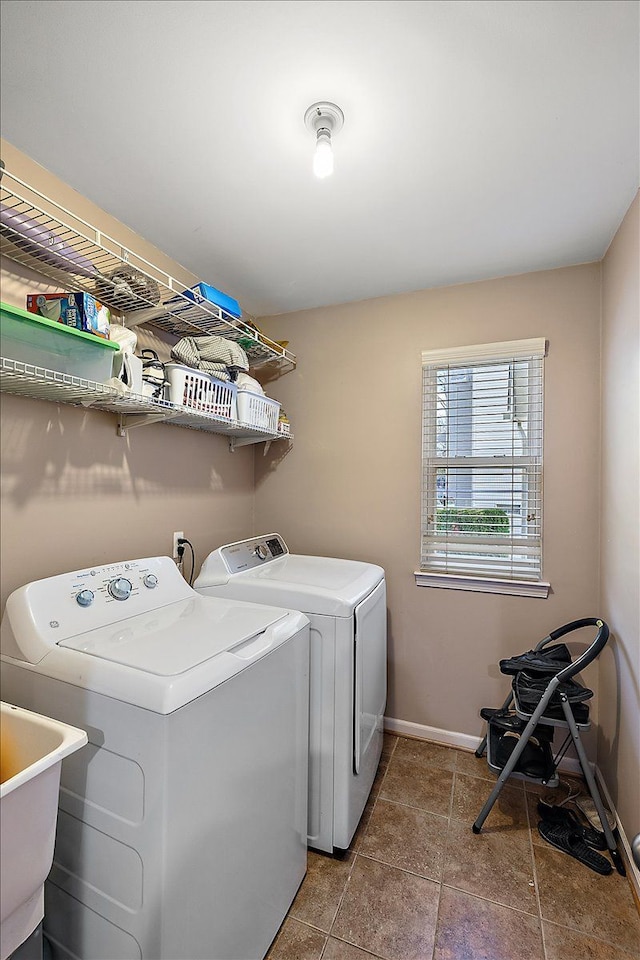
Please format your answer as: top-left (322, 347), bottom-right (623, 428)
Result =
top-left (0, 557), bottom-right (309, 960)
top-left (194, 534), bottom-right (387, 854)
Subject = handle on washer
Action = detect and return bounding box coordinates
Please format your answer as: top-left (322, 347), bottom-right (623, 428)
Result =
top-left (230, 630), bottom-right (273, 661)
top-left (353, 631), bottom-right (361, 774)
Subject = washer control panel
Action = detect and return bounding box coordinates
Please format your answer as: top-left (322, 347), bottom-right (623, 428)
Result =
top-left (75, 589), bottom-right (95, 607)
top-left (108, 577), bottom-right (133, 601)
top-left (11, 557), bottom-right (195, 654)
top-left (221, 534), bottom-right (289, 575)
top-left (75, 569), bottom-right (159, 606)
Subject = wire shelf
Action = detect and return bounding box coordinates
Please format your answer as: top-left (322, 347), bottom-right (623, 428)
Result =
top-left (0, 358), bottom-right (291, 445)
top-left (0, 169), bottom-right (295, 372)
top-left (0, 356), bottom-right (153, 410)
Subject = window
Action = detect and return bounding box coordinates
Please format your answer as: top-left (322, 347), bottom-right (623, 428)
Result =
top-left (417, 339), bottom-right (549, 597)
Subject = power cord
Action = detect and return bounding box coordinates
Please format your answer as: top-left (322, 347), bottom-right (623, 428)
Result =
top-left (177, 538), bottom-right (196, 586)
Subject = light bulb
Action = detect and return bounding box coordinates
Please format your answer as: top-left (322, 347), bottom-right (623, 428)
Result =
top-left (313, 131), bottom-right (334, 179)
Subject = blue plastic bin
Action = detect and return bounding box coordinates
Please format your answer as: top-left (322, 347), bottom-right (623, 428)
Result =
top-left (182, 283), bottom-right (242, 319)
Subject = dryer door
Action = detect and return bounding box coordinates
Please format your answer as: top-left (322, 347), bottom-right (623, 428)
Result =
top-left (353, 579), bottom-right (387, 774)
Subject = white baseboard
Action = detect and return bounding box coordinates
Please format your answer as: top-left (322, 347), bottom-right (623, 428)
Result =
top-left (384, 717), bottom-right (481, 752)
top-left (383, 715), bottom-right (583, 775)
top-left (595, 767), bottom-right (640, 901)
top-left (384, 715), bottom-right (640, 900)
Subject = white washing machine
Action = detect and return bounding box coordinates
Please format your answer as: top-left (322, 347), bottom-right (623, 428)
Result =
top-left (194, 534), bottom-right (387, 854)
top-left (0, 557), bottom-right (309, 960)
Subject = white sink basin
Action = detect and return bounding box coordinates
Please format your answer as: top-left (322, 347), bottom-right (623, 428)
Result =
top-left (0, 702), bottom-right (87, 960)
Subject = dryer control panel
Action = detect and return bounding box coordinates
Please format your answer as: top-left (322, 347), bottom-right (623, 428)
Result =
top-left (220, 534), bottom-right (289, 575)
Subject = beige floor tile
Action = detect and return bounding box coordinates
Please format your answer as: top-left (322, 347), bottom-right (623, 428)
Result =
top-left (332, 856), bottom-right (440, 960)
top-left (349, 796), bottom-right (377, 853)
top-left (525, 788), bottom-right (546, 845)
top-left (442, 817), bottom-right (538, 914)
top-left (453, 748), bottom-right (500, 782)
top-left (379, 758), bottom-right (454, 816)
top-left (534, 844), bottom-right (640, 955)
top-left (451, 772), bottom-right (530, 837)
top-left (433, 886), bottom-right (544, 960)
top-left (524, 775), bottom-right (585, 800)
top-left (289, 851), bottom-right (355, 933)
top-left (394, 737), bottom-right (456, 771)
top-left (543, 920), bottom-right (639, 960)
top-left (266, 918), bottom-right (327, 960)
top-left (359, 798), bottom-right (447, 881)
top-left (382, 733), bottom-right (398, 759)
top-left (279, 745), bottom-right (638, 960)
top-left (323, 937), bottom-right (386, 959)
top-left (370, 758), bottom-right (390, 798)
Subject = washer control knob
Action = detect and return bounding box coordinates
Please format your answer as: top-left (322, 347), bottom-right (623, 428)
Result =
top-left (108, 577), bottom-right (133, 601)
top-left (254, 544), bottom-right (268, 560)
top-left (76, 589), bottom-right (94, 607)
top-left (143, 574), bottom-right (158, 589)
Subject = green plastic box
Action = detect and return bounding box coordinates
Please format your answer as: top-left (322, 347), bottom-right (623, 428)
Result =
top-left (0, 301), bottom-right (119, 383)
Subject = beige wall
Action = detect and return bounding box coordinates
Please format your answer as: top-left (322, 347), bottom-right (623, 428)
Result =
top-left (0, 140), bottom-right (256, 610)
top-left (2, 141), bottom-right (631, 813)
top-left (257, 265), bottom-right (604, 747)
top-left (598, 193), bottom-right (640, 843)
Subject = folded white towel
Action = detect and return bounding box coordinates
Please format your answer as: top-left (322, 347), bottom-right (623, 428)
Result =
top-left (109, 324), bottom-right (138, 355)
top-left (235, 372), bottom-right (265, 395)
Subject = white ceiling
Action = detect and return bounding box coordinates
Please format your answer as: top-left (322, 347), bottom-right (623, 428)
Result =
top-left (1, 1), bottom-right (638, 317)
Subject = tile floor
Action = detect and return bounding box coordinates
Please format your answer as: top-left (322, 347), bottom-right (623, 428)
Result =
top-left (267, 734), bottom-right (640, 960)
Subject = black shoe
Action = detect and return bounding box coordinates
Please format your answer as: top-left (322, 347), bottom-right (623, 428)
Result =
top-left (499, 643), bottom-right (572, 676)
top-left (494, 731), bottom-right (551, 779)
top-left (538, 819), bottom-right (612, 875)
top-left (513, 672), bottom-right (593, 722)
top-left (481, 707), bottom-right (554, 744)
top-left (536, 800), bottom-right (608, 850)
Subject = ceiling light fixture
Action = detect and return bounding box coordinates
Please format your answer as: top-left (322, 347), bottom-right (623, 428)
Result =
top-left (304, 102), bottom-right (344, 179)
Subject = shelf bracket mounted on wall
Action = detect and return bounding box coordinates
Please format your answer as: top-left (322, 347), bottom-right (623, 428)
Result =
top-left (229, 434), bottom-right (292, 453)
top-left (229, 436), bottom-right (269, 452)
top-left (117, 411), bottom-right (173, 437)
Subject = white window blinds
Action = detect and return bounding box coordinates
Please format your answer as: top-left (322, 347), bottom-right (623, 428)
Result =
top-left (421, 339), bottom-right (546, 583)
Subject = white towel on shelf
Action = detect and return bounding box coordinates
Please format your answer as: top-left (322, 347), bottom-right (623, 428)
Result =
top-left (109, 324), bottom-right (138, 355)
top-left (235, 372), bottom-right (265, 395)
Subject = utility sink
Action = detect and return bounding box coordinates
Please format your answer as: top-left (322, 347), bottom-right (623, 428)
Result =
top-left (0, 702), bottom-right (87, 960)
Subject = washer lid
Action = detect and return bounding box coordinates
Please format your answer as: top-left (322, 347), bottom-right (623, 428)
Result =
top-left (196, 553), bottom-right (385, 616)
top-left (59, 596), bottom-right (287, 676)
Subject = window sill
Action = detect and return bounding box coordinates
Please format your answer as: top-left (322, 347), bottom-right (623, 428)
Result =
top-left (414, 571), bottom-right (550, 598)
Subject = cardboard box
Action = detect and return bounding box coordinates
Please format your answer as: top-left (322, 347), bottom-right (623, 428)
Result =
top-left (26, 292), bottom-right (110, 339)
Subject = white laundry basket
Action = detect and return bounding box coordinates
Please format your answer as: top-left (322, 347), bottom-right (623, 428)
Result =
top-left (237, 391), bottom-right (280, 432)
top-left (165, 363), bottom-right (237, 420)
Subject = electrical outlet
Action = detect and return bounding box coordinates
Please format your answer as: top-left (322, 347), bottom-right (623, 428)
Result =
top-left (172, 531), bottom-right (184, 559)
